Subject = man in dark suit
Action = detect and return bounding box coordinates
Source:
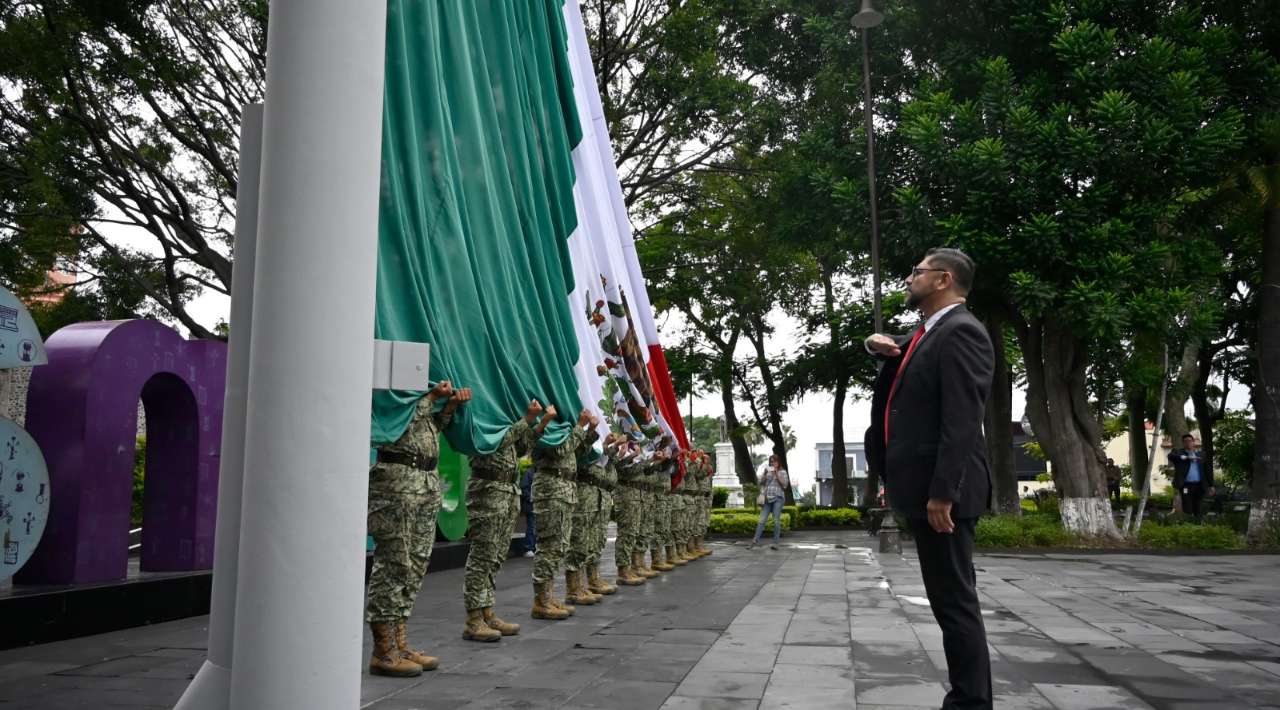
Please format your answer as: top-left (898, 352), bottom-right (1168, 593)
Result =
top-left (864, 247), bottom-right (994, 710)
top-left (1168, 434), bottom-right (1214, 522)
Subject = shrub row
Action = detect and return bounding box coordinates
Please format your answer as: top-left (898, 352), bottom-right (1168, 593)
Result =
top-left (707, 512), bottom-right (793, 536)
top-left (976, 514), bottom-right (1244, 550)
top-left (797, 508), bottom-right (862, 527)
top-left (1137, 523), bottom-right (1241, 550)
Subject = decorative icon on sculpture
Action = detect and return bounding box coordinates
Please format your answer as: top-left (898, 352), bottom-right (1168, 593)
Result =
top-left (0, 284), bottom-right (50, 581)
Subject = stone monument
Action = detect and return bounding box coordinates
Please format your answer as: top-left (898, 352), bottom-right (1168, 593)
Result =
top-left (713, 441), bottom-right (744, 508)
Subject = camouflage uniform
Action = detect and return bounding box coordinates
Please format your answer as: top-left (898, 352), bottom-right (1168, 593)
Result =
top-left (463, 418), bottom-right (536, 611)
top-left (531, 426), bottom-right (587, 584)
top-left (613, 457), bottom-right (646, 565)
top-left (671, 471), bottom-right (688, 548)
top-left (566, 457), bottom-right (605, 573)
top-left (585, 458), bottom-right (616, 570)
top-left (701, 459), bottom-right (714, 536)
top-left (651, 461), bottom-right (673, 557)
top-left (366, 396), bottom-right (449, 623)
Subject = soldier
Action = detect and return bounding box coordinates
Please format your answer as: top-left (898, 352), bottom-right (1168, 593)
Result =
top-left (530, 408), bottom-right (597, 620)
top-left (461, 399), bottom-right (556, 642)
top-left (669, 460), bottom-right (691, 565)
top-left (565, 428), bottom-right (606, 606)
top-left (613, 440), bottom-right (648, 585)
top-left (584, 433), bottom-right (621, 596)
top-left (648, 443), bottom-right (676, 572)
top-left (695, 450), bottom-right (715, 556)
top-left (366, 381), bottom-right (469, 677)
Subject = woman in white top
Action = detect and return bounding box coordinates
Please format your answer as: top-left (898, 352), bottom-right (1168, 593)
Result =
top-left (750, 455), bottom-right (789, 549)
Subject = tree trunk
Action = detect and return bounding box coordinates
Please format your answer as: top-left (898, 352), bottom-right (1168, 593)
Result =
top-left (719, 364), bottom-right (757, 485)
top-left (1019, 318), bottom-right (1119, 537)
top-left (1126, 385), bottom-right (1149, 494)
top-left (1191, 344), bottom-right (1229, 485)
top-left (823, 268), bottom-right (849, 508)
top-left (831, 382), bottom-right (849, 508)
top-left (746, 316), bottom-right (793, 505)
top-left (1163, 341), bottom-right (1200, 442)
top-left (1249, 198), bottom-right (1280, 544)
top-left (983, 316), bottom-right (1018, 514)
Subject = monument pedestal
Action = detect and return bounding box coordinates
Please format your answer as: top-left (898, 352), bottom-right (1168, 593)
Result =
top-left (713, 442), bottom-right (745, 508)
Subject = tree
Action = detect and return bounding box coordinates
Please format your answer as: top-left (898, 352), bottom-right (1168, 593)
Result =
top-left (1249, 116), bottom-right (1280, 542)
top-left (584, 0), bottom-right (756, 218)
top-left (0, 0), bottom-right (267, 338)
top-left (683, 414), bottom-right (723, 454)
top-left (895, 4), bottom-right (1260, 535)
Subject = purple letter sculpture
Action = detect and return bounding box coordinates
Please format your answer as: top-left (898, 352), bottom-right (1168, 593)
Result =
top-left (16, 320), bottom-right (227, 584)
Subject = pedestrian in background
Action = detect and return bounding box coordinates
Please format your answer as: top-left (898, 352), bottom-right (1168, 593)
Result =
top-left (749, 455), bottom-right (788, 550)
top-left (1169, 434), bottom-right (1214, 522)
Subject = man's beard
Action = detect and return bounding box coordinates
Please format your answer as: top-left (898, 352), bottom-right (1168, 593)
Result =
top-left (906, 289), bottom-right (924, 308)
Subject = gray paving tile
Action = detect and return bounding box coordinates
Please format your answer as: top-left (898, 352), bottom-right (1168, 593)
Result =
top-left (1033, 683), bottom-right (1155, 710)
top-left (674, 670), bottom-right (770, 700)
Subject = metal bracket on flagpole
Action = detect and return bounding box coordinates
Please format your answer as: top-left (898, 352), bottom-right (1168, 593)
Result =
top-left (372, 340), bottom-right (430, 390)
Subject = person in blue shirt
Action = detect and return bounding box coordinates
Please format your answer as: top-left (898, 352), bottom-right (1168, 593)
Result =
top-left (1168, 434), bottom-right (1215, 522)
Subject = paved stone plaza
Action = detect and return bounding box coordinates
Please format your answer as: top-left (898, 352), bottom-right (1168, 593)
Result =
top-left (1, 531), bottom-right (1279, 709)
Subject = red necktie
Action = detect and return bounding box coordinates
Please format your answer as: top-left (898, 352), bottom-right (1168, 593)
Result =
top-left (883, 325), bottom-right (927, 443)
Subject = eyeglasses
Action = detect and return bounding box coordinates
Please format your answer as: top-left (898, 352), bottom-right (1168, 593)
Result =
top-left (908, 267), bottom-right (948, 279)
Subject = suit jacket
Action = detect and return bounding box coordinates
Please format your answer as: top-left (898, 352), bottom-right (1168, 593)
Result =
top-left (1168, 449), bottom-right (1213, 489)
top-left (864, 305), bottom-right (994, 519)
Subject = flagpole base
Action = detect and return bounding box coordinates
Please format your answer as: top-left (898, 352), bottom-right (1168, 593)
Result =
top-left (172, 660), bottom-right (230, 710)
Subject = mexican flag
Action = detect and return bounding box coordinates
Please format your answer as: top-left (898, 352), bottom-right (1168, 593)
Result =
top-left (371, 0), bottom-right (685, 466)
top-left (559, 2), bottom-right (689, 461)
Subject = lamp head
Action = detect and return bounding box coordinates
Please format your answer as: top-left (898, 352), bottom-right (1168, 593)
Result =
top-left (852, 0), bottom-right (884, 28)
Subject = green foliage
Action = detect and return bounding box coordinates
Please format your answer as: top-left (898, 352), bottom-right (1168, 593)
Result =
top-left (1137, 523), bottom-right (1241, 550)
top-left (742, 483), bottom-right (760, 507)
top-left (1215, 410), bottom-right (1255, 491)
top-left (707, 512), bottom-right (792, 536)
top-left (976, 514), bottom-right (1074, 547)
top-left (0, 0), bottom-right (266, 338)
top-left (1117, 491), bottom-right (1175, 510)
top-left (683, 415), bottom-right (723, 454)
top-left (797, 508), bottom-right (862, 527)
top-left (712, 487), bottom-right (730, 508)
top-left (131, 437), bottom-right (146, 527)
top-left (1020, 498), bottom-right (1038, 513)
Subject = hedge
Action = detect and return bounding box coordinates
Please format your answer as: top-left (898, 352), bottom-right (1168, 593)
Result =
top-left (707, 512), bottom-right (793, 536)
top-left (976, 514), bottom-right (1244, 550)
top-left (797, 508), bottom-right (862, 527)
top-left (1137, 523), bottom-right (1241, 550)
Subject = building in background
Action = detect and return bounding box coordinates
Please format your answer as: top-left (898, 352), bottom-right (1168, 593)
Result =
top-left (814, 442), bottom-right (868, 507)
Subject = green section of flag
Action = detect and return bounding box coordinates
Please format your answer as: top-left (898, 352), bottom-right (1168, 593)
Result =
top-left (371, 0), bottom-right (584, 454)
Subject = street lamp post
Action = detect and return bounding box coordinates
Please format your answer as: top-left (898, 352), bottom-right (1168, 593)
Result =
top-left (853, 0), bottom-right (884, 334)
top-left (854, 0), bottom-right (899, 553)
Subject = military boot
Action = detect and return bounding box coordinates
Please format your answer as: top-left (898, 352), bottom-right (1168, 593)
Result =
top-left (616, 563), bottom-right (645, 586)
top-left (548, 578), bottom-right (576, 615)
top-left (675, 543), bottom-right (694, 563)
top-left (463, 608), bottom-right (502, 642)
top-left (482, 607), bottom-right (520, 636)
top-left (588, 564), bottom-right (617, 595)
top-left (393, 619), bottom-right (438, 671)
top-left (652, 547), bottom-right (675, 571)
top-left (698, 537), bottom-right (712, 556)
top-left (369, 622), bottom-right (423, 677)
top-left (531, 581), bottom-right (570, 620)
top-left (668, 544), bottom-right (688, 566)
top-left (565, 570), bottom-right (600, 605)
top-left (634, 550), bottom-right (659, 578)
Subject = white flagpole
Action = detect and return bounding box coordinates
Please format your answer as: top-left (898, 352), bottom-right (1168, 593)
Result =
top-left (189, 1), bottom-right (388, 708)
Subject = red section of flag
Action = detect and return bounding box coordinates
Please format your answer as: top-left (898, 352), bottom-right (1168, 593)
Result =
top-left (646, 343), bottom-right (689, 488)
